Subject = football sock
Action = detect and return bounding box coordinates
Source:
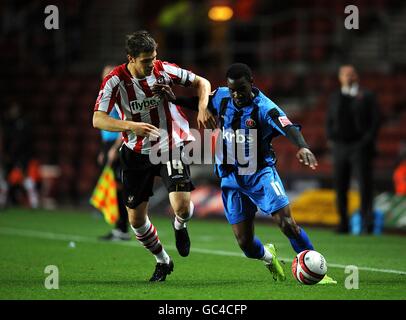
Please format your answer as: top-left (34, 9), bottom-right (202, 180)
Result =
top-left (288, 228), bottom-right (314, 253)
top-left (174, 201), bottom-right (194, 230)
top-left (131, 218), bottom-right (170, 264)
top-left (242, 236), bottom-right (265, 259)
top-left (260, 245), bottom-right (273, 264)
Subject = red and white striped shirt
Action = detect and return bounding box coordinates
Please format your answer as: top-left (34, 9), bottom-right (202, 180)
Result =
top-left (94, 60), bottom-right (196, 154)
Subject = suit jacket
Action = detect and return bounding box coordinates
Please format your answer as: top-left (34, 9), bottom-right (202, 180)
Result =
top-left (326, 87), bottom-right (380, 152)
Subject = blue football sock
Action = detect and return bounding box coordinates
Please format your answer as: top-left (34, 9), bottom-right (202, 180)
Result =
top-left (289, 228), bottom-right (314, 253)
top-left (242, 236), bottom-right (265, 259)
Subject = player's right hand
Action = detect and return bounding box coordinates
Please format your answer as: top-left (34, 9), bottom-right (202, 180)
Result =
top-left (129, 122), bottom-right (160, 140)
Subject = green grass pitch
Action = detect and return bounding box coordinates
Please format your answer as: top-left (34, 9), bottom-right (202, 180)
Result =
top-left (0, 208), bottom-right (405, 300)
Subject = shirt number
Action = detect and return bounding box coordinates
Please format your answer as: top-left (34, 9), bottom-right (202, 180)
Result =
top-left (166, 160), bottom-right (184, 176)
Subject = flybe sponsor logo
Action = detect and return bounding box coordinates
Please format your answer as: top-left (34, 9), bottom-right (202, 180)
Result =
top-left (222, 127), bottom-right (254, 143)
top-left (130, 97), bottom-right (161, 112)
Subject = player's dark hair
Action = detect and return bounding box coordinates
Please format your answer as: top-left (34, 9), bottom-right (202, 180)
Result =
top-left (226, 63), bottom-right (253, 82)
top-left (126, 30), bottom-right (157, 57)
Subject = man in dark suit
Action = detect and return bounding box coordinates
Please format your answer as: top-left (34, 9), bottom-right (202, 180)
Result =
top-left (326, 65), bottom-right (380, 234)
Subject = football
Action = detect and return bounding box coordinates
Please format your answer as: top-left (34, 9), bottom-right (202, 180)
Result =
top-left (292, 250), bottom-right (327, 285)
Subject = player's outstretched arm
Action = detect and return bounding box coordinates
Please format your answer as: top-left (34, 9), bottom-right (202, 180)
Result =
top-left (284, 125), bottom-right (318, 170)
top-left (192, 76), bottom-right (216, 129)
top-left (267, 108), bottom-right (317, 170)
top-left (93, 111), bottom-right (160, 139)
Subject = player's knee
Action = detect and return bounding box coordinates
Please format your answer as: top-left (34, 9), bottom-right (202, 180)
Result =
top-left (127, 208), bottom-right (147, 228)
top-left (172, 199), bottom-right (190, 218)
top-left (128, 215), bottom-right (143, 228)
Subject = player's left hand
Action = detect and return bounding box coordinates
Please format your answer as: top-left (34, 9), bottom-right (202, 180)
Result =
top-left (197, 108), bottom-right (217, 129)
top-left (296, 148), bottom-right (318, 170)
top-left (152, 83), bottom-right (176, 102)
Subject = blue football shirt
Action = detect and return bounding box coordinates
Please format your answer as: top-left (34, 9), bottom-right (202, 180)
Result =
top-left (209, 87), bottom-right (290, 177)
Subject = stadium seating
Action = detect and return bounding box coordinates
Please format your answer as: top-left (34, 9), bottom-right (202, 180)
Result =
top-left (2, 0), bottom-right (405, 204)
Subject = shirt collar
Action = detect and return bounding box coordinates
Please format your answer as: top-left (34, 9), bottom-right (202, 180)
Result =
top-left (341, 83), bottom-right (359, 97)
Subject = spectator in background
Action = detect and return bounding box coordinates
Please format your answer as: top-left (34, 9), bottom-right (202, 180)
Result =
top-left (97, 65), bottom-right (130, 241)
top-left (2, 100), bottom-right (40, 208)
top-left (326, 65), bottom-right (380, 234)
top-left (393, 150), bottom-right (406, 196)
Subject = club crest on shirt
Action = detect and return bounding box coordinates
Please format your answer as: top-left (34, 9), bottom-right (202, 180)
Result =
top-left (157, 73), bottom-right (173, 85)
top-left (278, 116), bottom-right (292, 127)
top-left (156, 76), bottom-right (165, 84)
top-left (245, 118), bottom-right (256, 128)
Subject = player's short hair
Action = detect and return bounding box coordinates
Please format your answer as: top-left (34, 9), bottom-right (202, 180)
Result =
top-left (126, 30), bottom-right (157, 57)
top-left (226, 63), bottom-right (253, 82)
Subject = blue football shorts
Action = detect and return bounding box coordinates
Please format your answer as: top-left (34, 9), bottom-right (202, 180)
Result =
top-left (220, 166), bottom-right (290, 224)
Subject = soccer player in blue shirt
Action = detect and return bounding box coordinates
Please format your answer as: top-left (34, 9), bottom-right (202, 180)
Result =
top-left (153, 63), bottom-right (336, 284)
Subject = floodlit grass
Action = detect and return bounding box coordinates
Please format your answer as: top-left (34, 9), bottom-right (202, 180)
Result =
top-left (0, 208), bottom-right (405, 300)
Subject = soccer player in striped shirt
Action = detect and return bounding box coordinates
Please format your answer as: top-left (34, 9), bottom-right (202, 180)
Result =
top-left (93, 31), bottom-right (215, 282)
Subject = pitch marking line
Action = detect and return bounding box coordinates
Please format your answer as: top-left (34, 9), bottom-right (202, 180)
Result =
top-left (1, 227), bottom-right (405, 275)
